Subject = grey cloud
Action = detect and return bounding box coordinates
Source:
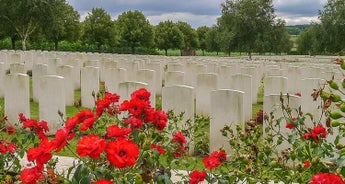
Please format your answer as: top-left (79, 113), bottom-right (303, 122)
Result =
top-left (273, 0), bottom-right (325, 16)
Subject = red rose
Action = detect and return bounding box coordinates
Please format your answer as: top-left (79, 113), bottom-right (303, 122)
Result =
top-left (151, 144), bottom-right (166, 154)
top-left (105, 125), bottom-right (132, 139)
top-left (104, 92), bottom-right (120, 103)
top-left (20, 166), bottom-right (44, 184)
top-left (131, 88), bottom-right (150, 102)
top-left (152, 110), bottom-right (168, 130)
top-left (77, 135), bottom-right (106, 159)
top-left (106, 139), bottom-right (139, 168)
top-left (50, 127), bottom-right (74, 152)
top-left (203, 156), bottom-right (221, 170)
top-left (210, 150), bottom-right (227, 163)
top-left (91, 179), bottom-right (114, 184)
top-left (172, 132), bottom-right (187, 145)
top-left (27, 140), bottom-right (53, 167)
top-left (286, 122), bottom-right (294, 129)
top-left (124, 117), bottom-right (143, 129)
top-left (80, 116), bottom-right (97, 131)
top-left (304, 160), bottom-right (310, 168)
top-left (119, 98), bottom-right (147, 117)
top-left (6, 126), bottom-right (15, 135)
top-left (313, 125), bottom-right (327, 138)
top-left (189, 170), bottom-right (207, 184)
top-left (310, 172), bottom-right (345, 184)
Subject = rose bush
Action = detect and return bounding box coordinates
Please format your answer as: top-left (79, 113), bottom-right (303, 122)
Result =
top-left (3, 59), bottom-right (345, 183)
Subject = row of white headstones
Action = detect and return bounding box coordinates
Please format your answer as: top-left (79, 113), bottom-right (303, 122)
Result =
top-left (0, 50), bottom-right (342, 154)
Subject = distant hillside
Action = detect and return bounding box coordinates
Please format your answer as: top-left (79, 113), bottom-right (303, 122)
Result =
top-left (285, 25), bottom-right (311, 35)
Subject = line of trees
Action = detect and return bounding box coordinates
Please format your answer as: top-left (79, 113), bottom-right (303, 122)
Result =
top-left (296, 0), bottom-right (345, 55)
top-left (0, 0), bottom-right (293, 56)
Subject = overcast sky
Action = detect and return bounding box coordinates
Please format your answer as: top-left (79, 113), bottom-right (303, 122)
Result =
top-left (66, 0), bottom-right (328, 28)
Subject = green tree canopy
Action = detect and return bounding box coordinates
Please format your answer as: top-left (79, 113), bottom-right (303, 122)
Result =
top-left (43, 0), bottom-right (80, 50)
top-left (154, 20), bottom-right (183, 56)
top-left (219, 0), bottom-right (279, 58)
top-left (205, 26), bottom-right (222, 55)
top-left (116, 10), bottom-right (154, 54)
top-left (196, 26), bottom-right (210, 56)
top-left (319, 0), bottom-right (345, 53)
top-left (82, 8), bottom-right (116, 50)
top-left (176, 21), bottom-right (199, 52)
top-left (0, 0), bottom-right (53, 50)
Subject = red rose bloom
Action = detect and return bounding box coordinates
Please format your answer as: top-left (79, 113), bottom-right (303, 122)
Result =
top-left (119, 98), bottom-right (147, 117)
top-left (286, 122), bottom-right (294, 129)
top-left (203, 156), bottom-right (221, 170)
top-left (77, 135), bottom-right (106, 159)
top-left (304, 160), bottom-right (310, 168)
top-left (310, 172), bottom-right (345, 184)
top-left (80, 116), bottom-right (97, 131)
top-left (189, 170), bottom-right (207, 184)
top-left (151, 144), bottom-right (166, 154)
top-left (131, 88), bottom-right (150, 103)
top-left (172, 132), bottom-right (187, 145)
top-left (105, 125), bottom-right (132, 139)
top-left (106, 139), bottom-right (139, 168)
top-left (152, 110), bottom-right (168, 130)
top-left (91, 179), bottom-right (114, 184)
top-left (6, 126), bottom-right (15, 135)
top-left (27, 140), bottom-right (53, 167)
top-left (6, 142), bottom-right (16, 154)
top-left (50, 127), bottom-right (75, 152)
top-left (124, 117), bottom-right (143, 129)
top-left (210, 150), bottom-right (227, 163)
top-left (313, 125), bottom-right (327, 138)
top-left (20, 166), bottom-right (44, 184)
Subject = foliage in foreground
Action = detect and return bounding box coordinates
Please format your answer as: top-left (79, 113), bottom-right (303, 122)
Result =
top-left (4, 59), bottom-right (345, 183)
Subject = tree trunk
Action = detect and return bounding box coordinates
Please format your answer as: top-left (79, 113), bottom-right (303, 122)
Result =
top-left (165, 49), bottom-right (168, 56)
top-left (21, 39), bottom-right (26, 51)
top-left (54, 40), bottom-right (59, 51)
top-left (202, 49), bottom-right (205, 56)
top-left (216, 51), bottom-right (219, 56)
top-left (11, 36), bottom-right (16, 50)
top-left (248, 51), bottom-right (252, 60)
top-left (131, 46), bottom-right (135, 54)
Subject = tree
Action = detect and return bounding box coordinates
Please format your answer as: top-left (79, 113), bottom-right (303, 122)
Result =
top-left (43, 0), bottom-right (80, 50)
top-left (116, 10), bottom-right (154, 54)
top-left (196, 26), bottom-right (210, 56)
top-left (319, 0), bottom-right (345, 53)
top-left (219, 0), bottom-right (277, 59)
top-left (205, 26), bottom-right (222, 55)
top-left (176, 21), bottom-right (199, 54)
top-left (0, 0), bottom-right (52, 50)
top-left (154, 20), bottom-right (183, 56)
top-left (82, 8), bottom-right (116, 51)
top-left (268, 19), bottom-right (293, 54)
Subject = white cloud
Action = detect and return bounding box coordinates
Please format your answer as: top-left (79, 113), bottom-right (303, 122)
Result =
top-left (147, 12), bottom-right (219, 28)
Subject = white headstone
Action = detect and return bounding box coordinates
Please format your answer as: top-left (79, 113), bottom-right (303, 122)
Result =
top-left (164, 71), bottom-right (185, 87)
top-left (195, 73), bottom-right (218, 116)
top-left (264, 76), bottom-right (288, 96)
top-left (136, 69), bottom-right (156, 107)
top-left (81, 67), bottom-right (100, 108)
top-left (39, 75), bottom-right (66, 134)
top-left (32, 64), bottom-right (48, 102)
top-left (210, 89), bottom-right (245, 154)
top-left (118, 81), bottom-right (148, 102)
top-left (10, 63), bottom-right (25, 74)
top-left (162, 85), bottom-right (195, 154)
top-left (57, 65), bottom-right (75, 106)
top-left (103, 68), bottom-right (127, 94)
top-left (5, 74), bottom-right (30, 124)
top-left (229, 74), bottom-right (252, 121)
